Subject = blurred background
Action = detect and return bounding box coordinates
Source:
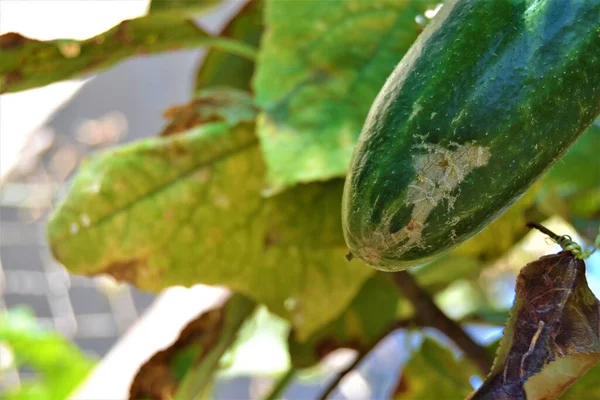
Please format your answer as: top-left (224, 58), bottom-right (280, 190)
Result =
top-left (1, 1), bottom-right (599, 399)
top-left (0, 0), bottom-right (238, 395)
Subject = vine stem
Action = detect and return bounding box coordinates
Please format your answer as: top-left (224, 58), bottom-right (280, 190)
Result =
top-left (316, 272), bottom-right (495, 399)
top-left (317, 350), bottom-right (370, 400)
top-left (527, 221), bottom-right (597, 259)
top-left (263, 368), bottom-right (296, 400)
top-left (391, 271), bottom-right (493, 375)
top-left (317, 318), bottom-right (418, 400)
top-left (526, 221), bottom-right (561, 241)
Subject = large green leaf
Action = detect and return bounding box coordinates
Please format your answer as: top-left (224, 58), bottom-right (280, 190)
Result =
top-left (394, 338), bottom-right (478, 399)
top-left (0, 13), bottom-right (256, 94)
top-left (194, 0), bottom-right (263, 92)
top-left (130, 293), bottom-right (256, 400)
top-left (470, 252), bottom-right (600, 399)
top-left (47, 90), bottom-right (372, 340)
top-left (0, 307), bottom-right (95, 400)
top-left (254, 0), bottom-right (439, 190)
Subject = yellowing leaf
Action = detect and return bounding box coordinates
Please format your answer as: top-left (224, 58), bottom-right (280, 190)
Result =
top-left (562, 362), bottom-right (600, 400)
top-left (0, 13), bottom-right (256, 94)
top-left (47, 90), bottom-right (372, 340)
top-left (254, 0), bottom-right (439, 190)
top-left (288, 274), bottom-right (405, 368)
top-left (394, 338), bottom-right (477, 399)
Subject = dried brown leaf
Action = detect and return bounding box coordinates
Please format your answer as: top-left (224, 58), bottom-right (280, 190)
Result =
top-left (129, 294), bottom-right (255, 400)
top-left (469, 252), bottom-right (600, 399)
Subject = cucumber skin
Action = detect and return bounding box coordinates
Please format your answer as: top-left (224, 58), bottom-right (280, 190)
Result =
top-left (342, 0), bottom-right (600, 272)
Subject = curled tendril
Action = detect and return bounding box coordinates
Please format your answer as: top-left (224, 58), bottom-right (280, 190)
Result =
top-left (527, 222), bottom-right (599, 260)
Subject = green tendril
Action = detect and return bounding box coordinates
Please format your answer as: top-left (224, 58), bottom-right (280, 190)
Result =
top-left (526, 222), bottom-right (599, 260)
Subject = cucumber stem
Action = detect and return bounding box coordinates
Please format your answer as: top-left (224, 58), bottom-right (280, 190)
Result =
top-left (527, 221), bottom-right (597, 260)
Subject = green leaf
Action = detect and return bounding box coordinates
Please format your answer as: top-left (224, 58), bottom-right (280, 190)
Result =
top-left (543, 119), bottom-right (600, 197)
top-left (0, 307), bottom-right (95, 400)
top-left (470, 252), bottom-right (600, 399)
top-left (149, 0), bottom-right (221, 15)
top-left (195, 0), bottom-right (263, 92)
top-left (254, 0), bottom-right (438, 190)
top-left (537, 119), bottom-right (600, 240)
top-left (47, 89), bottom-right (373, 340)
top-left (0, 13), bottom-right (256, 94)
top-left (288, 274), bottom-right (406, 368)
top-left (129, 293), bottom-right (256, 400)
top-left (394, 338), bottom-right (477, 399)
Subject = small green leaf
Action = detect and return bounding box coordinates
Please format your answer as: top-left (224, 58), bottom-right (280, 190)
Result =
top-left (470, 252), bottom-right (600, 399)
top-left (394, 338), bottom-right (478, 399)
top-left (47, 90), bottom-right (372, 340)
top-left (129, 293), bottom-right (256, 400)
top-left (149, 0), bottom-right (221, 15)
top-left (195, 0), bottom-right (263, 92)
top-left (254, 0), bottom-right (438, 190)
top-left (0, 13), bottom-right (256, 94)
top-left (0, 307), bottom-right (95, 400)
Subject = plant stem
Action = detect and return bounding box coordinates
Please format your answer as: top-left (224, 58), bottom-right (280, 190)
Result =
top-left (526, 221), bottom-right (562, 242)
top-left (318, 350), bottom-right (370, 400)
top-left (391, 271), bottom-right (493, 375)
top-left (263, 368), bottom-right (296, 400)
top-left (211, 37), bottom-right (258, 60)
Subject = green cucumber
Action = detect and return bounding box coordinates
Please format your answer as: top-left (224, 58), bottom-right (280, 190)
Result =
top-left (342, 0), bottom-right (600, 272)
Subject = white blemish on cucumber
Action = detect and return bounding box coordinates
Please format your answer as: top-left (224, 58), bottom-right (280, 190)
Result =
top-left (348, 142), bottom-right (490, 266)
top-left (377, 142), bottom-right (490, 257)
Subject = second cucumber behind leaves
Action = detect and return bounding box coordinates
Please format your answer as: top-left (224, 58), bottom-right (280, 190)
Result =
top-left (342, 0), bottom-right (600, 272)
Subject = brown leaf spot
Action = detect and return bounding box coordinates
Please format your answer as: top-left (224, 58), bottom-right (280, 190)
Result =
top-left (393, 374), bottom-right (410, 397)
top-left (0, 32), bottom-right (27, 48)
top-left (161, 103), bottom-right (221, 136)
top-left (263, 230), bottom-right (280, 249)
top-left (2, 70), bottom-right (22, 87)
top-left (100, 258), bottom-right (146, 285)
top-left (115, 21), bottom-right (133, 44)
top-left (160, 92), bottom-right (245, 137)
